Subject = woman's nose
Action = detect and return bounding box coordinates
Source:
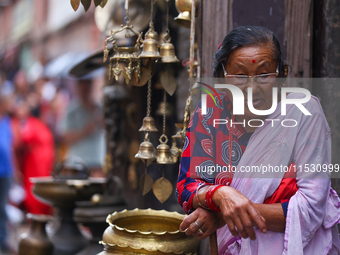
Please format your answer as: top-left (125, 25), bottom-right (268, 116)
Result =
top-left (244, 77), bottom-right (261, 93)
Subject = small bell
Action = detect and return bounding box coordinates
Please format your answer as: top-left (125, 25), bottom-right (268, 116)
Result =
top-left (156, 102), bottom-right (173, 116)
top-left (174, 11), bottom-right (191, 28)
top-left (156, 134), bottom-right (175, 164)
top-left (160, 33), bottom-right (179, 63)
top-left (139, 22), bottom-right (161, 60)
top-left (174, 0), bottom-right (195, 28)
top-left (139, 38), bottom-right (162, 59)
top-left (135, 133), bottom-right (156, 162)
top-left (139, 117), bottom-right (158, 132)
top-left (145, 24), bottom-right (159, 41)
top-left (160, 42), bottom-right (179, 63)
top-left (170, 139), bottom-right (181, 163)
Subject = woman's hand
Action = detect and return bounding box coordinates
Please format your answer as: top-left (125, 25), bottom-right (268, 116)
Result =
top-left (213, 186), bottom-right (267, 240)
top-left (179, 207), bottom-right (225, 240)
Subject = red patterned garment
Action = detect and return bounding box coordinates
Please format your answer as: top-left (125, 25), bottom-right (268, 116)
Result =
top-left (176, 93), bottom-right (297, 214)
top-left (176, 94), bottom-right (252, 213)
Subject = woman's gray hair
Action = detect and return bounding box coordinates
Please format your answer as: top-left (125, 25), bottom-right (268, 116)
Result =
top-left (213, 26), bottom-right (286, 78)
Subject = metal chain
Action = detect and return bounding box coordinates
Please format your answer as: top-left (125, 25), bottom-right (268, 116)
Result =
top-left (166, 0), bottom-right (169, 34)
top-left (163, 89), bottom-right (166, 134)
top-left (146, 63), bottom-right (152, 117)
top-left (125, 0), bottom-right (130, 25)
top-left (150, 0), bottom-right (154, 22)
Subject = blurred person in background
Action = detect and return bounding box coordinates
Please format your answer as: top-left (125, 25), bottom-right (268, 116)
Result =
top-left (11, 97), bottom-right (54, 215)
top-left (58, 78), bottom-right (105, 177)
top-left (13, 70), bottom-right (40, 118)
top-left (0, 93), bottom-right (15, 254)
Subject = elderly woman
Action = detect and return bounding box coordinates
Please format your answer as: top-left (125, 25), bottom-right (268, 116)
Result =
top-left (176, 26), bottom-right (340, 254)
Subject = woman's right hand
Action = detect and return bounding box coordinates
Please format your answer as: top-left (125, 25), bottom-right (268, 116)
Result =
top-left (213, 186), bottom-right (267, 240)
top-left (179, 207), bottom-right (225, 240)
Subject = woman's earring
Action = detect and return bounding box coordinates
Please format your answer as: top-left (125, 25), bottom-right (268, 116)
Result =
top-left (221, 63), bottom-right (227, 76)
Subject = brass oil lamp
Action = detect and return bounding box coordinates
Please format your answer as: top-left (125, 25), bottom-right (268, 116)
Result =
top-left (31, 161), bottom-right (106, 255)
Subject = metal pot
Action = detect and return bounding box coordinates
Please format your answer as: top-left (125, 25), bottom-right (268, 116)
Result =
top-left (18, 214), bottom-right (54, 255)
top-left (99, 208), bottom-right (199, 254)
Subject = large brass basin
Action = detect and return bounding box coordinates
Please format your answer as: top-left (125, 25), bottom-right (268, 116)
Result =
top-left (100, 208), bottom-right (199, 254)
top-left (31, 177), bottom-right (106, 208)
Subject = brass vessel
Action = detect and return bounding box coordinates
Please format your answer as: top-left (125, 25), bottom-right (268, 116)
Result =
top-left (18, 214), bottom-right (54, 255)
top-left (31, 177), bottom-right (106, 255)
top-left (32, 177), bottom-right (105, 208)
top-left (99, 208), bottom-right (199, 254)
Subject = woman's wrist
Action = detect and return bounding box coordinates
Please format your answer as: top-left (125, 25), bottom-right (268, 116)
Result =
top-left (212, 186), bottom-right (229, 209)
top-left (206, 185), bottom-right (224, 211)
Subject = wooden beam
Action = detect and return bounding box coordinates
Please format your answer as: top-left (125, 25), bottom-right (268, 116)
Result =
top-left (200, 0), bottom-right (232, 78)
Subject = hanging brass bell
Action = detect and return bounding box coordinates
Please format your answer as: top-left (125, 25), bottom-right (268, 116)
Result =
top-left (139, 22), bottom-right (161, 60)
top-left (174, 11), bottom-right (191, 28)
top-left (156, 134), bottom-right (175, 164)
top-left (170, 139), bottom-right (180, 163)
top-left (139, 117), bottom-right (158, 132)
top-left (160, 42), bottom-right (179, 63)
top-left (145, 25), bottom-right (159, 41)
top-left (156, 102), bottom-right (173, 116)
top-left (139, 38), bottom-right (162, 60)
top-left (174, 0), bottom-right (197, 28)
top-left (135, 134), bottom-right (156, 162)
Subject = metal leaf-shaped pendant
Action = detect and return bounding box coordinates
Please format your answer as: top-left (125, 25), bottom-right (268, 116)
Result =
top-left (160, 69), bottom-right (177, 96)
top-left (71, 0), bottom-right (80, 11)
top-left (81, 0), bottom-right (91, 11)
top-left (93, 0), bottom-right (102, 7)
top-left (130, 67), bottom-right (148, 87)
top-left (140, 173), bottom-right (154, 195)
top-left (153, 177), bottom-right (173, 203)
top-left (100, 0), bottom-right (108, 8)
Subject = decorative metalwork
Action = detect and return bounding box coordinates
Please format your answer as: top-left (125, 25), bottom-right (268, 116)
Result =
top-left (103, 0), bottom-right (144, 84)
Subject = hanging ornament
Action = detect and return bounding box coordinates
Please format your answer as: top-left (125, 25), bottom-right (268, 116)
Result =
top-left (103, 0), bottom-right (144, 84)
top-left (156, 91), bottom-right (175, 165)
top-left (138, 64), bottom-right (158, 133)
top-left (174, 0), bottom-right (198, 28)
top-left (139, 0), bottom-right (161, 62)
top-left (139, 166), bottom-right (154, 195)
top-left (71, 0), bottom-right (108, 11)
top-left (160, 1), bottom-right (179, 64)
top-left (152, 168), bottom-right (173, 203)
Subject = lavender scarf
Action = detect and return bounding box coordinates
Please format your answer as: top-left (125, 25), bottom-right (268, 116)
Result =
top-left (217, 93), bottom-right (340, 255)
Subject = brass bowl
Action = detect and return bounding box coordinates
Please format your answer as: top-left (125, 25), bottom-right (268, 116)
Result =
top-left (31, 177), bottom-right (106, 208)
top-left (100, 208), bottom-right (199, 254)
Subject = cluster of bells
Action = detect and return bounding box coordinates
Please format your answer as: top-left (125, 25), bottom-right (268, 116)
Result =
top-left (135, 117), bottom-right (182, 165)
top-left (106, 22), bottom-right (179, 86)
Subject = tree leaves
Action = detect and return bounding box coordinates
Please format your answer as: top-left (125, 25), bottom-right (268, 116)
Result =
top-left (71, 0), bottom-right (80, 11)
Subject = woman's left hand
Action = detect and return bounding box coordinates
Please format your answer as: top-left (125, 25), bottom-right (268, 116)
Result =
top-left (179, 207), bottom-right (225, 240)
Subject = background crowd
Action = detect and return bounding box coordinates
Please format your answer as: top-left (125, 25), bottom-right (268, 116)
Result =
top-left (0, 67), bottom-right (106, 253)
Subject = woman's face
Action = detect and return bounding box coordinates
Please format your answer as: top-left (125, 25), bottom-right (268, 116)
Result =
top-left (223, 44), bottom-right (279, 119)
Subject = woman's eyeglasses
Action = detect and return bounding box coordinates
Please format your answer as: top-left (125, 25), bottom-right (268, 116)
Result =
top-left (221, 64), bottom-right (279, 86)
